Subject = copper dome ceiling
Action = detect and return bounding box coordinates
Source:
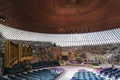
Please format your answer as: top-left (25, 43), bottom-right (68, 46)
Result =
top-left (0, 0), bottom-right (120, 34)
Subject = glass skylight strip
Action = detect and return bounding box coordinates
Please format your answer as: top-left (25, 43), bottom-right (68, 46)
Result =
top-left (0, 24), bottom-right (120, 47)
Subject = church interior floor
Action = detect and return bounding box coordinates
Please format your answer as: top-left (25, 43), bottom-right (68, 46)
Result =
top-left (54, 64), bottom-right (120, 80)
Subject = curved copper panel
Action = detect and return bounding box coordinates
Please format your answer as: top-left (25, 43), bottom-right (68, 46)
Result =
top-left (0, 0), bottom-right (120, 33)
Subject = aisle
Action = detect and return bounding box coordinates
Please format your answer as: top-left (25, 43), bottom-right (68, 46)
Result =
top-left (58, 66), bottom-right (79, 80)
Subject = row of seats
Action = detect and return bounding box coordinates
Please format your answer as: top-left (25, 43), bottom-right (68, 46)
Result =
top-left (97, 67), bottom-right (120, 80)
top-left (71, 70), bottom-right (105, 80)
top-left (31, 61), bottom-right (60, 69)
top-left (0, 68), bottom-right (64, 80)
top-left (112, 73), bottom-right (120, 80)
top-left (107, 70), bottom-right (120, 78)
top-left (98, 67), bottom-right (113, 74)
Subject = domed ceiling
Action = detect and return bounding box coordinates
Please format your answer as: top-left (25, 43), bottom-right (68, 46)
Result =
top-left (0, 0), bottom-right (120, 34)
